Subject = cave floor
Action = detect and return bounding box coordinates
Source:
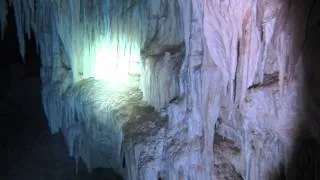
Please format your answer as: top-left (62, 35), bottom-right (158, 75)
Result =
top-left (2, 77), bottom-right (121, 180)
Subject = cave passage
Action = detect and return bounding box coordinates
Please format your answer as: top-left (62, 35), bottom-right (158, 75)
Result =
top-left (1, 6), bottom-right (123, 180)
top-left (3, 0), bottom-right (320, 179)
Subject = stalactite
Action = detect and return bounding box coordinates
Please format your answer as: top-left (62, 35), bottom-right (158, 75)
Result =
top-left (2, 0), bottom-right (308, 179)
top-left (7, 0), bottom-right (149, 84)
top-left (11, 0), bottom-right (25, 62)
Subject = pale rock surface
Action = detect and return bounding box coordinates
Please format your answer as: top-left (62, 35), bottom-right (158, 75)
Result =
top-left (1, 0), bottom-right (314, 179)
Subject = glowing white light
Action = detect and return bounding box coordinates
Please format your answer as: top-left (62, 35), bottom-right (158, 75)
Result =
top-left (93, 38), bottom-right (140, 86)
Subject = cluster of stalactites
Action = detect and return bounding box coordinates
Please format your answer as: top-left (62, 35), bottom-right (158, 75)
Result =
top-left (2, 0), bottom-right (147, 83)
top-left (203, 0), bottom-right (306, 111)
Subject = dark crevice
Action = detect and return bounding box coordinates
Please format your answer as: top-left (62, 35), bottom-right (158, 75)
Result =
top-left (122, 155), bottom-right (126, 169)
top-left (214, 133), bottom-right (241, 155)
top-left (142, 42), bottom-right (185, 60)
top-left (304, 0), bottom-right (316, 42)
top-left (233, 39), bottom-right (240, 102)
top-left (248, 72), bottom-right (279, 90)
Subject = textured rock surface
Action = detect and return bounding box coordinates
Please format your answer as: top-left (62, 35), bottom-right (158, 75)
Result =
top-left (1, 0), bottom-right (317, 179)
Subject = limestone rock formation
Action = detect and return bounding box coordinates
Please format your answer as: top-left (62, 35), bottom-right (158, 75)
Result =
top-left (1, 0), bottom-right (319, 179)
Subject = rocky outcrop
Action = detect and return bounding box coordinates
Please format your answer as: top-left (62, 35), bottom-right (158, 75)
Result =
top-left (1, 0), bottom-right (318, 179)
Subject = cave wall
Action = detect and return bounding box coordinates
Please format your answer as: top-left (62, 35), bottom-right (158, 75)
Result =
top-left (1, 0), bottom-right (316, 179)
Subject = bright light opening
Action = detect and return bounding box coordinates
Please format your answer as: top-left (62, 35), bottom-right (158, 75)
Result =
top-left (93, 37), bottom-right (141, 87)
